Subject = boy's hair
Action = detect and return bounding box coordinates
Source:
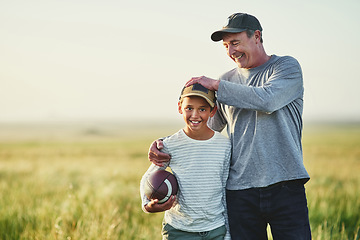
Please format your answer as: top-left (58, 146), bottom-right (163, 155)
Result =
top-left (179, 83), bottom-right (216, 108)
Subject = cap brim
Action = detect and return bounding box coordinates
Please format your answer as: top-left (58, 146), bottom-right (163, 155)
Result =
top-left (211, 28), bottom-right (247, 42)
top-left (181, 93), bottom-right (215, 108)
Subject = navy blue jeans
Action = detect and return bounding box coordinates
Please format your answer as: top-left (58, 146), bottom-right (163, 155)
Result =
top-left (226, 180), bottom-right (311, 240)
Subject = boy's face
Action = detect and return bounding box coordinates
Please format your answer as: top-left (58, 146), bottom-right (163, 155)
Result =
top-left (178, 96), bottom-right (216, 133)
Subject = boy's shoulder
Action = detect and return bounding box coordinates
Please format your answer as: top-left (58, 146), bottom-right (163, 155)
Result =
top-left (163, 129), bottom-right (184, 143)
top-left (164, 130), bottom-right (230, 148)
top-left (213, 131), bottom-right (228, 139)
top-left (213, 132), bottom-right (232, 152)
top-left (164, 129), bottom-right (229, 141)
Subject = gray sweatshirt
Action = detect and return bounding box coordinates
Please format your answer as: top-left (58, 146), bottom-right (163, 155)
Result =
top-left (209, 55), bottom-right (310, 190)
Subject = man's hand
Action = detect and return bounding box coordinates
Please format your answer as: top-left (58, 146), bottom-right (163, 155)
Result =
top-left (144, 195), bottom-right (176, 213)
top-left (185, 76), bottom-right (220, 91)
top-left (148, 139), bottom-right (171, 167)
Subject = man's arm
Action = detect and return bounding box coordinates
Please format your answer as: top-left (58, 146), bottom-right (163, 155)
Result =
top-left (186, 57), bottom-right (303, 114)
top-left (217, 57), bottom-right (303, 113)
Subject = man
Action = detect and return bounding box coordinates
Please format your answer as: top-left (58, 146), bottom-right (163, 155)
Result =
top-left (149, 13), bottom-right (311, 240)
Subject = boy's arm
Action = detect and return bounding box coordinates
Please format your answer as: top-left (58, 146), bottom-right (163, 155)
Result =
top-left (140, 163), bottom-right (164, 212)
top-left (140, 143), bottom-right (175, 213)
top-left (144, 196), bottom-right (177, 213)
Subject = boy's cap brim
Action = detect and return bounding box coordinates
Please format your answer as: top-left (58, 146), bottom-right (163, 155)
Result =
top-left (181, 92), bottom-right (215, 108)
top-left (180, 83), bottom-right (216, 108)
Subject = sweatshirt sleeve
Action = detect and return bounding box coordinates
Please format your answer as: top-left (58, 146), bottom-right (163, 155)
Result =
top-left (208, 102), bottom-right (228, 132)
top-left (217, 56), bottom-right (303, 114)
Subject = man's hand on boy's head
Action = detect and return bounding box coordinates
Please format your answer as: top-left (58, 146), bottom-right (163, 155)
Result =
top-left (145, 195), bottom-right (176, 213)
top-left (148, 139), bottom-right (171, 167)
top-left (185, 76), bottom-right (220, 91)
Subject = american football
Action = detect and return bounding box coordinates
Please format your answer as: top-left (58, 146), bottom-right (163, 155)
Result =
top-left (144, 170), bottom-right (178, 204)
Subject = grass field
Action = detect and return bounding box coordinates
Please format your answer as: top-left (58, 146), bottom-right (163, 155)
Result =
top-left (0, 122), bottom-right (359, 239)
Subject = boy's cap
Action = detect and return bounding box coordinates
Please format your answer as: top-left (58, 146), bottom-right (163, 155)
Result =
top-left (179, 83), bottom-right (216, 108)
top-left (211, 13), bottom-right (262, 42)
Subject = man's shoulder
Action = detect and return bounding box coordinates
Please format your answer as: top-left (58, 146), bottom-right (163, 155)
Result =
top-left (218, 55), bottom-right (300, 79)
top-left (270, 55), bottom-right (302, 76)
top-left (271, 55), bottom-right (300, 66)
top-left (218, 67), bottom-right (238, 80)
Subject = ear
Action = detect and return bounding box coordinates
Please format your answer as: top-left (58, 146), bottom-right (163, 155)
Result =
top-left (254, 30), bottom-right (261, 43)
top-left (178, 101), bottom-right (183, 114)
top-left (210, 106), bottom-right (217, 117)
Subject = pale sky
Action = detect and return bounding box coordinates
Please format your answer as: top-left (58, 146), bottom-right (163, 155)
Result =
top-left (1, 0), bottom-right (359, 123)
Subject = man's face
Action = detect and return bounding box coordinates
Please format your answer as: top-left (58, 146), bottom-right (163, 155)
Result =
top-left (222, 31), bottom-right (259, 69)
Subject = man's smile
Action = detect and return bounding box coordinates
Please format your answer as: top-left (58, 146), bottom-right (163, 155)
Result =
top-left (235, 53), bottom-right (245, 60)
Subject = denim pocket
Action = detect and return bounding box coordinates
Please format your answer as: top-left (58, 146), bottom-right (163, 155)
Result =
top-left (161, 222), bottom-right (171, 236)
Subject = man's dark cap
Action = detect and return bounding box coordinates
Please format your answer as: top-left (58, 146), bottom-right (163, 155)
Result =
top-left (211, 13), bottom-right (263, 42)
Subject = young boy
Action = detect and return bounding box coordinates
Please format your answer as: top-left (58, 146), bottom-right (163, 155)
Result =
top-left (140, 83), bottom-right (231, 240)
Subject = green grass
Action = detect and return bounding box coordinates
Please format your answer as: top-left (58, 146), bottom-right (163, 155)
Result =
top-left (0, 123), bottom-right (359, 239)
top-left (303, 125), bottom-right (360, 240)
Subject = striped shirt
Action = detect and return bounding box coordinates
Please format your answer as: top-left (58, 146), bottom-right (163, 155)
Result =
top-left (140, 129), bottom-right (231, 233)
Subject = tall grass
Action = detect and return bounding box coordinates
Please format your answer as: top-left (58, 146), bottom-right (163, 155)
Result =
top-left (0, 130), bottom-right (165, 239)
top-left (303, 125), bottom-right (360, 240)
top-left (0, 123), bottom-right (359, 239)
